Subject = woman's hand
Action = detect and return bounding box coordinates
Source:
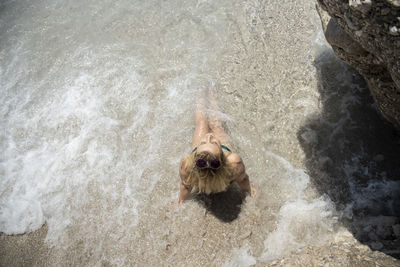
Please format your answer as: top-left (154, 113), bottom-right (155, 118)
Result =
top-left (178, 182), bottom-right (192, 204)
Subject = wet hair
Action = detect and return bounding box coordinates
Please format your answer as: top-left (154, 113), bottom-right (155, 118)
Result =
top-left (180, 150), bottom-right (233, 194)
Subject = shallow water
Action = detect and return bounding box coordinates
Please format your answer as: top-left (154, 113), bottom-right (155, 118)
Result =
top-left (1, 0), bottom-right (399, 265)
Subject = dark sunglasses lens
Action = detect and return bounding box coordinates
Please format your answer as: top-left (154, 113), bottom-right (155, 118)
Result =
top-left (210, 159), bottom-right (221, 169)
top-left (196, 159), bottom-right (207, 168)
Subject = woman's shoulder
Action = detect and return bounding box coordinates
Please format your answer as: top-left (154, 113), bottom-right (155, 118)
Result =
top-left (226, 152), bottom-right (242, 163)
top-left (226, 152), bottom-right (245, 172)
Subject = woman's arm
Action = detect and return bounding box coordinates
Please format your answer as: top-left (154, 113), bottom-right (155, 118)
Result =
top-left (178, 156), bottom-right (192, 203)
top-left (235, 171), bottom-right (251, 194)
top-left (228, 153), bottom-right (251, 194)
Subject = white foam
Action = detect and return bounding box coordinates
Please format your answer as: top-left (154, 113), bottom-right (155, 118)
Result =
top-left (253, 152), bottom-right (337, 262)
top-left (223, 244), bottom-right (257, 267)
top-left (0, 197), bottom-right (44, 234)
top-left (1, 44), bottom-right (154, 246)
top-left (260, 196), bottom-right (336, 261)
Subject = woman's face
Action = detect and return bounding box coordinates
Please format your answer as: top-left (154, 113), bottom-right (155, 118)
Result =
top-left (197, 133), bottom-right (222, 157)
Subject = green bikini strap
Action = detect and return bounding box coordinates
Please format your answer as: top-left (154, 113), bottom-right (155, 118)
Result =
top-left (221, 144), bottom-right (232, 152)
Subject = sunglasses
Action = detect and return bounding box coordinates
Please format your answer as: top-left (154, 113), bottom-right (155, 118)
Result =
top-left (195, 158), bottom-right (221, 170)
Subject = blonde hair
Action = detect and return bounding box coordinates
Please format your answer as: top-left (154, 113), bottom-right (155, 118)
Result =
top-left (180, 151), bottom-right (233, 194)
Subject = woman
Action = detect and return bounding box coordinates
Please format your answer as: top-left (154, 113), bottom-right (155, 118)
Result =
top-left (178, 84), bottom-right (251, 203)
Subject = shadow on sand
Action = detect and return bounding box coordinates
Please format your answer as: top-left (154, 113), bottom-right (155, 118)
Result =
top-left (194, 183), bottom-right (246, 223)
top-left (298, 50), bottom-right (400, 258)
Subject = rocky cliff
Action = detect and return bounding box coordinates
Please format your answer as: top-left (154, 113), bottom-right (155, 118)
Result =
top-left (316, 0), bottom-right (400, 130)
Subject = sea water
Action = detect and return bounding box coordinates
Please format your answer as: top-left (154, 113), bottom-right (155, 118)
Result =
top-left (1, 0), bottom-right (399, 265)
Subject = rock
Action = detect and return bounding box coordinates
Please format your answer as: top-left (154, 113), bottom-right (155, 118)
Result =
top-left (349, 0), bottom-right (372, 14)
top-left (316, 0), bottom-right (400, 131)
top-left (389, 25), bottom-right (399, 35)
top-left (393, 224), bottom-right (400, 237)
